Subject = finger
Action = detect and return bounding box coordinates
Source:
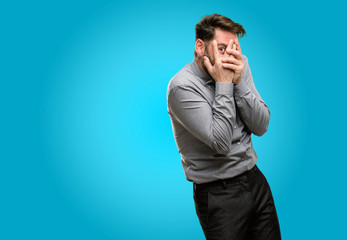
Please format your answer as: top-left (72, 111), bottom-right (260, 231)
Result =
top-left (204, 56), bottom-right (213, 73)
top-left (235, 38), bottom-right (242, 54)
top-left (222, 63), bottom-right (241, 71)
top-left (225, 39), bottom-right (234, 56)
top-left (221, 57), bottom-right (240, 65)
top-left (212, 40), bottom-right (220, 62)
top-left (225, 49), bottom-right (242, 60)
top-left (232, 43), bottom-right (237, 50)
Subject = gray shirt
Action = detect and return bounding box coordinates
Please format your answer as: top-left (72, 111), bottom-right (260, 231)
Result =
top-left (167, 56), bottom-right (270, 184)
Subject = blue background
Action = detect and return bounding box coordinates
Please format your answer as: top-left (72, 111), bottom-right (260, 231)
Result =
top-left (1, 0), bottom-right (346, 239)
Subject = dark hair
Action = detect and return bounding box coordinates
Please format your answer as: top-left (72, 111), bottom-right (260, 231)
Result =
top-left (195, 14), bottom-right (246, 42)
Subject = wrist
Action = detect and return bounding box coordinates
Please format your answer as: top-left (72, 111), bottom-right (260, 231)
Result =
top-left (215, 77), bottom-right (233, 83)
top-left (215, 82), bottom-right (234, 95)
top-left (217, 79), bottom-right (233, 83)
top-left (233, 77), bottom-right (242, 85)
top-left (234, 80), bottom-right (248, 96)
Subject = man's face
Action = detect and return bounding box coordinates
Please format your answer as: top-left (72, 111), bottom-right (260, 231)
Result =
top-left (202, 28), bottom-right (239, 76)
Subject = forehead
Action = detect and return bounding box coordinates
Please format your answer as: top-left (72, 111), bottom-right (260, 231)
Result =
top-left (213, 28), bottom-right (238, 45)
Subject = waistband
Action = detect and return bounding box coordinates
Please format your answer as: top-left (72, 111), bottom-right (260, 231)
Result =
top-left (193, 165), bottom-right (259, 192)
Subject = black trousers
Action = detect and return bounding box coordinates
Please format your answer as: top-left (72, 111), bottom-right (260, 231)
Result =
top-left (193, 165), bottom-right (281, 240)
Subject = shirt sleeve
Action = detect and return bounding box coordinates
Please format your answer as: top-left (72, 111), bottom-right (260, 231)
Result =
top-left (168, 82), bottom-right (236, 154)
top-left (234, 55), bottom-right (270, 136)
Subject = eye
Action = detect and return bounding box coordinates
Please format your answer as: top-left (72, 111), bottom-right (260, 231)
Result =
top-left (219, 48), bottom-right (226, 53)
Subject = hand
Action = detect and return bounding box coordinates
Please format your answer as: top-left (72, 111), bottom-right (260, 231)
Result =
top-left (221, 38), bottom-right (244, 85)
top-left (204, 40), bottom-right (234, 83)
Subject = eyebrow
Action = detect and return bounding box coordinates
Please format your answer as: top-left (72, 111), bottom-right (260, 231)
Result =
top-left (217, 43), bottom-right (228, 48)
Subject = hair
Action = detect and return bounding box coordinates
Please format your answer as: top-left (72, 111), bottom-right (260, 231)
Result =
top-left (194, 14), bottom-right (246, 56)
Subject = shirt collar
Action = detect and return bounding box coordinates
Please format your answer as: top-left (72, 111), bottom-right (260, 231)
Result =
top-left (191, 59), bottom-right (214, 86)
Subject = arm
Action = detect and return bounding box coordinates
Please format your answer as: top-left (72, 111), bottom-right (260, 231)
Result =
top-left (221, 39), bottom-right (270, 136)
top-left (233, 56), bottom-right (270, 136)
top-left (168, 82), bottom-right (236, 154)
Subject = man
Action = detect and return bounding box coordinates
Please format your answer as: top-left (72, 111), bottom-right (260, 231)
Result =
top-left (166, 14), bottom-right (281, 240)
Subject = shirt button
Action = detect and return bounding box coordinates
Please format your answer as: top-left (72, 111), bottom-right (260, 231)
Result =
top-left (237, 142), bottom-right (241, 145)
top-left (234, 126), bottom-right (237, 129)
top-left (241, 157), bottom-right (245, 160)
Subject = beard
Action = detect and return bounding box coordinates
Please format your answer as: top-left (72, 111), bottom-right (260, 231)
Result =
top-left (201, 51), bottom-right (214, 79)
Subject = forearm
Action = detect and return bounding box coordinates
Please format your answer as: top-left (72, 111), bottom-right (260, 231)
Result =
top-left (234, 80), bottom-right (270, 136)
top-left (168, 82), bottom-right (237, 154)
top-left (211, 82), bottom-right (237, 153)
top-left (232, 55), bottom-right (270, 136)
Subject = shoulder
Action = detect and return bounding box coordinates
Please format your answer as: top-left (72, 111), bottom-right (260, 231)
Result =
top-left (242, 54), bottom-right (249, 64)
top-left (242, 54), bottom-right (252, 74)
top-left (167, 62), bottom-right (200, 96)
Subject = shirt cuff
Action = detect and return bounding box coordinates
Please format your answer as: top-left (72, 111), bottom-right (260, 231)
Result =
top-left (234, 80), bottom-right (249, 96)
top-left (215, 82), bottom-right (234, 95)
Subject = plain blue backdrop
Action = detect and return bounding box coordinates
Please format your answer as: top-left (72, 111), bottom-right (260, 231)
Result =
top-left (1, 0), bottom-right (346, 239)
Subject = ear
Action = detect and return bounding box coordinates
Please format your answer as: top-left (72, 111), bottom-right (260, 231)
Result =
top-left (195, 39), bottom-right (205, 57)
